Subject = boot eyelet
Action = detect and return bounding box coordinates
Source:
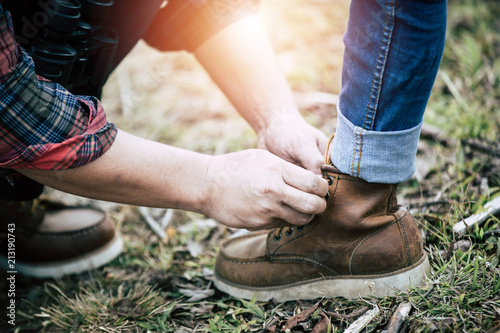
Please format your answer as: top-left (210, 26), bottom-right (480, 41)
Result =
top-left (285, 228), bottom-right (294, 236)
top-left (325, 192), bottom-right (330, 201)
top-left (297, 225), bottom-right (305, 231)
top-left (326, 175), bottom-right (334, 185)
top-left (273, 234), bottom-right (282, 241)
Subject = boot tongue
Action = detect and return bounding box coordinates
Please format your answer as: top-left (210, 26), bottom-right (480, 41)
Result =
top-left (320, 164), bottom-right (400, 213)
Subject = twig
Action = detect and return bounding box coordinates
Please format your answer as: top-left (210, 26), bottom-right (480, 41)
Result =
top-left (421, 125), bottom-right (500, 158)
top-left (408, 200), bottom-right (451, 214)
top-left (408, 200), bottom-right (450, 210)
top-left (138, 206), bottom-right (168, 240)
top-left (344, 306), bottom-right (380, 333)
top-left (461, 138), bottom-right (500, 158)
top-left (160, 208), bottom-right (174, 229)
top-left (384, 302), bottom-right (412, 333)
top-left (324, 306), bottom-right (369, 323)
top-left (453, 195), bottom-right (500, 235)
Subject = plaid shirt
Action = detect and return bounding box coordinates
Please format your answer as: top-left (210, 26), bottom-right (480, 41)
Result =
top-left (0, 5), bottom-right (117, 170)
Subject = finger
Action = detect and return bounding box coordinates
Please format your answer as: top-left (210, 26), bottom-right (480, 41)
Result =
top-left (246, 218), bottom-right (294, 231)
top-left (301, 153), bottom-right (324, 175)
top-left (245, 203), bottom-right (312, 230)
top-left (292, 130), bottom-right (329, 174)
top-left (297, 148), bottom-right (323, 174)
top-left (276, 183), bottom-right (327, 216)
top-left (272, 203), bottom-right (315, 226)
top-left (282, 164), bottom-right (329, 197)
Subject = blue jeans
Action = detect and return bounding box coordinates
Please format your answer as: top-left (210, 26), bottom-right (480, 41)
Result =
top-left (331, 0), bottom-right (447, 183)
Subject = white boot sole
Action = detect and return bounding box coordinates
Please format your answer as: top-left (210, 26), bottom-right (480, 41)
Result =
top-left (1, 232), bottom-right (123, 279)
top-left (213, 254), bottom-right (430, 302)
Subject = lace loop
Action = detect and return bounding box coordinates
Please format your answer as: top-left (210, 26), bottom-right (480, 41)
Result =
top-left (273, 228), bottom-right (282, 241)
top-left (274, 225), bottom-right (306, 241)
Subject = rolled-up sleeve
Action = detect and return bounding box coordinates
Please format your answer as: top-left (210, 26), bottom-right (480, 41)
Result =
top-left (0, 6), bottom-right (117, 170)
top-left (143, 0), bottom-right (260, 52)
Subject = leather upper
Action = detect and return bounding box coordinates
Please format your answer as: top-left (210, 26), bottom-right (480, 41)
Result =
top-left (215, 165), bottom-right (425, 287)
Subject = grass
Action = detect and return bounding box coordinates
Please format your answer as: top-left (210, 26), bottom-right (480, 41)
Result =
top-left (1, 0), bottom-right (500, 331)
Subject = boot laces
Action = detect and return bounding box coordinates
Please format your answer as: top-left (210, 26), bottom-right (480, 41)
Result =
top-left (273, 173), bottom-right (333, 241)
top-left (274, 225), bottom-right (305, 241)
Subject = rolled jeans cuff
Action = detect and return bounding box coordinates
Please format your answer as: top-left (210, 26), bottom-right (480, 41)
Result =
top-left (331, 105), bottom-right (422, 184)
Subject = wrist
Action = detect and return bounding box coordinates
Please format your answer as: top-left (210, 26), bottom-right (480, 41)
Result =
top-left (256, 107), bottom-right (304, 136)
top-left (190, 154), bottom-right (214, 216)
top-left (257, 110), bottom-right (308, 142)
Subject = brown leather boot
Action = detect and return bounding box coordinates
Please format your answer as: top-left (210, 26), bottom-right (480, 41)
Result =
top-left (0, 200), bottom-right (122, 278)
top-left (213, 165), bottom-right (429, 301)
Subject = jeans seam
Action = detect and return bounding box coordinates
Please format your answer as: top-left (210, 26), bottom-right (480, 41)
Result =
top-left (350, 131), bottom-right (357, 176)
top-left (356, 129), bottom-right (363, 177)
top-left (362, 0), bottom-right (396, 131)
top-left (397, 211), bottom-right (412, 266)
top-left (350, 127), bottom-right (364, 178)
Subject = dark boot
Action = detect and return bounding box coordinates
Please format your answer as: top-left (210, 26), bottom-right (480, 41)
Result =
top-left (213, 165), bottom-right (429, 301)
top-left (0, 200), bottom-right (122, 278)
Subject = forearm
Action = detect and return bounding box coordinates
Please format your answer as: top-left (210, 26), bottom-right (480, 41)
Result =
top-left (18, 130), bottom-right (211, 214)
top-left (18, 129), bottom-right (329, 229)
top-left (194, 13), bottom-right (301, 135)
top-left (194, 13), bottom-right (328, 173)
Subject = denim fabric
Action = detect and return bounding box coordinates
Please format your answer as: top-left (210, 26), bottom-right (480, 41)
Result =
top-left (331, 0), bottom-right (447, 183)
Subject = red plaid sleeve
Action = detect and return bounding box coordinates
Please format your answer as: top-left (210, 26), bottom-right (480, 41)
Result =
top-left (0, 5), bottom-right (117, 170)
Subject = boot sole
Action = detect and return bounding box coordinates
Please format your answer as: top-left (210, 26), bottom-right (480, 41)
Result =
top-left (213, 254), bottom-right (430, 301)
top-left (0, 232), bottom-right (123, 279)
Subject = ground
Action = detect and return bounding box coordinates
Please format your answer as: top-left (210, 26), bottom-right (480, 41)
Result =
top-left (1, 0), bottom-right (500, 332)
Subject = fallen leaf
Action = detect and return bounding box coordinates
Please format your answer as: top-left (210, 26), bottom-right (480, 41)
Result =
top-left (280, 302), bottom-right (319, 331)
top-left (311, 310), bottom-right (330, 333)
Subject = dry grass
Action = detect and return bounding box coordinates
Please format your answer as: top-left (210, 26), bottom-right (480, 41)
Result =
top-left (1, 0), bottom-right (500, 332)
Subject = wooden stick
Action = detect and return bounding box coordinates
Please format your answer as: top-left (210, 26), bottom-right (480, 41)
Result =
top-left (384, 302), bottom-right (412, 333)
top-left (453, 195), bottom-right (500, 235)
top-left (344, 306), bottom-right (380, 333)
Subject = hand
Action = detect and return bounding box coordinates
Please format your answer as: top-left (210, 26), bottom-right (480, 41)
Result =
top-left (257, 113), bottom-right (328, 175)
top-left (203, 149), bottom-right (329, 229)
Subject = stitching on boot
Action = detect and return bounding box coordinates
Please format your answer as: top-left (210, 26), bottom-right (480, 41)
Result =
top-left (397, 211), bottom-right (412, 266)
top-left (331, 175), bottom-right (340, 199)
top-left (222, 254), bottom-right (339, 275)
top-left (272, 256), bottom-right (338, 274)
top-left (387, 185), bottom-right (399, 214)
top-left (348, 219), bottom-right (398, 274)
top-left (337, 177), bottom-right (366, 184)
top-left (387, 187), bottom-right (393, 215)
top-left (214, 271), bottom-right (333, 290)
top-left (221, 257), bottom-right (270, 264)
